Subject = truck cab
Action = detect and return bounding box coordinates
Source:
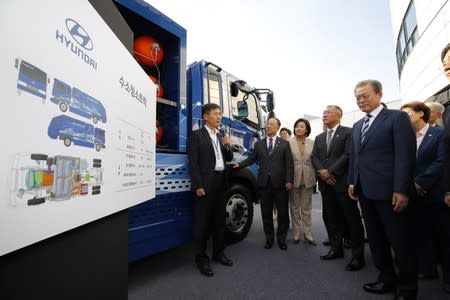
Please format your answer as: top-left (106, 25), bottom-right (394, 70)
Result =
top-left (92, 0), bottom-right (275, 261)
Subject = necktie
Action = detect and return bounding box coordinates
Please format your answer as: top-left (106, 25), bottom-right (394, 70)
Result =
top-left (360, 114), bottom-right (372, 143)
top-left (326, 129), bottom-right (333, 151)
top-left (268, 137), bottom-right (273, 154)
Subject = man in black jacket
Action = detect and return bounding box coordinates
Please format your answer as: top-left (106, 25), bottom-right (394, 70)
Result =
top-left (188, 103), bottom-right (233, 277)
top-left (233, 117), bottom-right (294, 250)
top-left (312, 105), bottom-right (365, 271)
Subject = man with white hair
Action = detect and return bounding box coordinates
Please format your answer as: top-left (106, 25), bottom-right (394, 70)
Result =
top-left (426, 102), bottom-right (445, 127)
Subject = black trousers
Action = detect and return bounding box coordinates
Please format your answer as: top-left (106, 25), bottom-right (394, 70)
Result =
top-left (322, 188), bottom-right (364, 259)
top-left (359, 195), bottom-right (417, 297)
top-left (413, 198), bottom-right (450, 284)
top-left (193, 172), bottom-right (226, 262)
top-left (259, 184), bottom-right (289, 243)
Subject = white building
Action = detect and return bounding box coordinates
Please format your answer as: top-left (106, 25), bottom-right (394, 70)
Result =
top-left (389, 0), bottom-right (450, 104)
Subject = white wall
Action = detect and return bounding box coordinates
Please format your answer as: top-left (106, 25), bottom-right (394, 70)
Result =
top-left (390, 0), bottom-right (450, 102)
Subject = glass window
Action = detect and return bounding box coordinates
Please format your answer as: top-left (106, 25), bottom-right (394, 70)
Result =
top-left (404, 3), bottom-right (417, 38)
top-left (231, 90), bottom-right (259, 129)
top-left (207, 71), bottom-right (221, 106)
top-left (396, 1), bottom-right (418, 77)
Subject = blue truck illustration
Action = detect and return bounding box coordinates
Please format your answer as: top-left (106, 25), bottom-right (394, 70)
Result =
top-left (15, 58), bottom-right (49, 100)
top-left (50, 78), bottom-right (107, 124)
top-left (48, 115), bottom-right (106, 151)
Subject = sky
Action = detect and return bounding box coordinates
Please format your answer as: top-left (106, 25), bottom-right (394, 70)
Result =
top-left (146, 0), bottom-right (400, 128)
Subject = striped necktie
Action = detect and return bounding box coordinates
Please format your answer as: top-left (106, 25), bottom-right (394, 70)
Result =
top-left (360, 114), bottom-right (372, 143)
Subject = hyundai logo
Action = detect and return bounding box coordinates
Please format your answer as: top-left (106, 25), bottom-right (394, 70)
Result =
top-left (65, 18), bottom-right (93, 51)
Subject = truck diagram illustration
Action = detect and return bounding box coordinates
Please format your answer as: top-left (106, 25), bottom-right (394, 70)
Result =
top-left (15, 58), bottom-right (49, 100)
top-left (15, 59), bottom-right (107, 126)
top-left (50, 78), bottom-right (107, 124)
top-left (48, 115), bottom-right (106, 151)
top-left (10, 153), bottom-right (103, 207)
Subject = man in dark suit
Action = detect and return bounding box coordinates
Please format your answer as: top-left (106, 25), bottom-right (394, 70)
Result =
top-left (188, 103), bottom-right (233, 277)
top-left (348, 80), bottom-right (417, 299)
top-left (233, 117), bottom-right (294, 250)
top-left (311, 105), bottom-right (365, 271)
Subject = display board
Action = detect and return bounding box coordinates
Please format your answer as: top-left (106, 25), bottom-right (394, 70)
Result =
top-left (0, 0), bottom-right (156, 255)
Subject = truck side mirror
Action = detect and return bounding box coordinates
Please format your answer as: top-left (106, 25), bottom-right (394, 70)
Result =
top-left (266, 92), bottom-right (275, 112)
top-left (235, 100), bottom-right (249, 118)
top-left (230, 82), bottom-right (239, 97)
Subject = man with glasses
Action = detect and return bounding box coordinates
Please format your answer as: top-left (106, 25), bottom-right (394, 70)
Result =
top-left (348, 80), bottom-right (417, 299)
top-left (188, 103), bottom-right (233, 277)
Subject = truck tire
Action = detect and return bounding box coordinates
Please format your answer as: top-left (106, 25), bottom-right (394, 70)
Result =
top-left (92, 116), bottom-right (98, 124)
top-left (59, 101), bottom-right (68, 112)
top-left (224, 184), bottom-right (254, 244)
top-left (95, 143), bottom-right (101, 152)
top-left (63, 138), bottom-right (72, 147)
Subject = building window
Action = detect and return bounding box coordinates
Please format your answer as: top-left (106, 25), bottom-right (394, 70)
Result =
top-left (396, 1), bottom-right (418, 77)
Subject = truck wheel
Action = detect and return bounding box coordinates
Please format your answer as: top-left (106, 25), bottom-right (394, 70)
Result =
top-left (95, 143), bottom-right (101, 152)
top-left (63, 138), bottom-right (71, 147)
top-left (92, 116), bottom-right (98, 124)
top-left (59, 101), bottom-right (68, 112)
top-left (224, 184), bottom-right (254, 244)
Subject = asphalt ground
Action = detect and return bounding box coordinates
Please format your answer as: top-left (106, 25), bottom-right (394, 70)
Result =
top-left (128, 193), bottom-right (449, 300)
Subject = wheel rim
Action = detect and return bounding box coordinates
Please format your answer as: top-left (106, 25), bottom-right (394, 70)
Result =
top-left (64, 138), bottom-right (71, 146)
top-left (59, 102), bottom-right (67, 112)
top-left (226, 193), bottom-right (249, 233)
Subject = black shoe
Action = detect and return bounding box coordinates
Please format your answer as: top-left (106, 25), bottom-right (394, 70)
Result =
top-left (320, 249), bottom-right (344, 260)
top-left (264, 240), bottom-right (273, 249)
top-left (345, 258), bottom-right (365, 271)
top-left (417, 273), bottom-right (438, 280)
top-left (196, 262), bottom-right (214, 277)
top-left (343, 239), bottom-right (352, 249)
top-left (212, 254), bottom-right (233, 266)
top-left (363, 281), bottom-right (395, 294)
top-left (322, 239), bottom-right (331, 246)
top-left (278, 241), bottom-right (287, 250)
top-left (304, 235), bottom-right (317, 246)
top-left (444, 283), bottom-right (450, 293)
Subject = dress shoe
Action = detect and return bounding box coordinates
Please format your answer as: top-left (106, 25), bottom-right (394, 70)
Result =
top-left (278, 241), bottom-right (287, 250)
top-left (196, 262), bottom-right (214, 277)
top-left (212, 254), bottom-right (233, 266)
top-left (343, 239), bottom-right (352, 249)
top-left (320, 249), bottom-right (344, 260)
top-left (304, 235), bottom-right (317, 246)
top-left (264, 240), bottom-right (273, 249)
top-left (443, 283), bottom-right (450, 293)
top-left (363, 281), bottom-right (395, 294)
top-left (345, 258), bottom-right (365, 271)
top-left (322, 239), bottom-right (331, 246)
top-left (417, 273), bottom-right (438, 280)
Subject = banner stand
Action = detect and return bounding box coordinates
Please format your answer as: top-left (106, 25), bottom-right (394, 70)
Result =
top-left (0, 210), bottom-right (128, 300)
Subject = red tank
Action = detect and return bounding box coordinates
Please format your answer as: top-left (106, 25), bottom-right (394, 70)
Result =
top-left (134, 36), bottom-right (164, 66)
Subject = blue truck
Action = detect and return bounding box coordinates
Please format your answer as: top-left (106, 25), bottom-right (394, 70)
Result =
top-left (47, 115), bottom-right (106, 151)
top-left (93, 0), bottom-right (276, 262)
top-left (15, 58), bottom-right (49, 100)
top-left (50, 78), bottom-right (107, 124)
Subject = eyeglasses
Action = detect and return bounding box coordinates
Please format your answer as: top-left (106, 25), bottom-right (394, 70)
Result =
top-left (355, 94), bottom-right (370, 101)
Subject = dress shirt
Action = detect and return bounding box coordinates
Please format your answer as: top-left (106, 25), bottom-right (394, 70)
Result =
top-left (416, 123), bottom-right (429, 150)
top-left (205, 126), bottom-right (224, 171)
